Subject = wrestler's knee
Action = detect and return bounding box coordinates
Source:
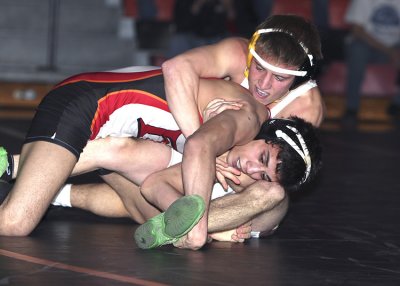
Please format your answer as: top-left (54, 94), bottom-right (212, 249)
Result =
top-left (105, 137), bottom-right (136, 154)
top-left (139, 172), bottom-right (158, 201)
top-left (249, 181), bottom-right (285, 211)
top-left (96, 137), bottom-right (137, 169)
top-left (0, 209), bottom-right (34, 236)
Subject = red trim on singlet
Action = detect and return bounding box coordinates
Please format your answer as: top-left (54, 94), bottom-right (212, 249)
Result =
top-left (54, 69), bottom-right (163, 89)
top-left (90, 89), bottom-right (169, 139)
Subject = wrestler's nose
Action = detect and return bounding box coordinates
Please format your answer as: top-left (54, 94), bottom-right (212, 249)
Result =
top-left (246, 161), bottom-right (265, 179)
top-left (258, 72), bottom-right (272, 89)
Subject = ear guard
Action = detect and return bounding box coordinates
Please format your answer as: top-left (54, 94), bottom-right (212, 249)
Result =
top-left (245, 28), bottom-right (315, 89)
top-left (244, 30), bottom-right (260, 78)
top-left (266, 118), bottom-right (311, 184)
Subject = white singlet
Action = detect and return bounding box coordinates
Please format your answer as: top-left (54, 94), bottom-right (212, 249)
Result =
top-left (240, 78), bottom-right (317, 118)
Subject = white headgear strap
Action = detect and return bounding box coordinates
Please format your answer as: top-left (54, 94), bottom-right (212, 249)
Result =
top-left (250, 28), bottom-right (314, 77)
top-left (250, 49), bottom-right (308, 76)
top-left (275, 125), bottom-right (311, 184)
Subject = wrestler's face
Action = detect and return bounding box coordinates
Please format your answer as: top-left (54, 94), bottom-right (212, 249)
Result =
top-left (226, 140), bottom-right (281, 182)
top-left (247, 55), bottom-right (297, 106)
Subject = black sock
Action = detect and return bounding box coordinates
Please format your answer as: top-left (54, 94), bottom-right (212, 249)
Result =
top-left (0, 153), bottom-right (13, 182)
top-left (0, 180), bottom-right (12, 205)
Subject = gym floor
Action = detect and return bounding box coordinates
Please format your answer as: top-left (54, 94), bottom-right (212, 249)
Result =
top-left (0, 86), bottom-right (399, 285)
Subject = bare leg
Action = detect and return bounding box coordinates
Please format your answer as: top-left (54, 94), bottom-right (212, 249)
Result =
top-left (100, 173), bottom-right (160, 224)
top-left (11, 137), bottom-right (173, 185)
top-left (70, 166), bottom-right (287, 242)
top-left (6, 139), bottom-right (287, 237)
top-left (252, 194), bottom-right (289, 235)
top-left (141, 171), bottom-right (287, 234)
top-left (139, 163), bottom-right (184, 211)
top-left (3, 137), bottom-right (176, 231)
top-left (9, 137), bottom-right (174, 221)
top-left (69, 176), bottom-right (161, 224)
top-left (0, 142), bottom-right (76, 236)
top-left (67, 137), bottom-right (174, 223)
top-left (70, 183), bottom-right (131, 218)
top-left (208, 181), bottom-right (287, 233)
top-left (73, 137), bottom-right (173, 185)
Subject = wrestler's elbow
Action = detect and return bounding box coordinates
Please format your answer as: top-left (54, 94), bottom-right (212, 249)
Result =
top-left (161, 57), bottom-right (175, 76)
top-left (162, 55), bottom-right (188, 78)
top-left (185, 134), bottom-right (211, 156)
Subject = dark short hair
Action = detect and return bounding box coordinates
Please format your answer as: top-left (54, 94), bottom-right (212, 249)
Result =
top-left (255, 116), bottom-right (322, 191)
top-left (256, 14), bottom-right (323, 65)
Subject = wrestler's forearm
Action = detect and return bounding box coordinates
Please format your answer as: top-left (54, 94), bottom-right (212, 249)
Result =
top-left (180, 137), bottom-right (217, 248)
top-left (181, 106), bottom-right (263, 200)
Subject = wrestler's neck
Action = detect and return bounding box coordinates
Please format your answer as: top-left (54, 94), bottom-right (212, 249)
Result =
top-left (266, 90), bottom-right (289, 108)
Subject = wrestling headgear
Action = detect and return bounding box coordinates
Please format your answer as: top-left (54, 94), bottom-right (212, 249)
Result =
top-left (245, 28), bottom-right (316, 90)
top-left (258, 118), bottom-right (312, 185)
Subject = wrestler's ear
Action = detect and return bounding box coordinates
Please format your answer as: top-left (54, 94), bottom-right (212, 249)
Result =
top-left (245, 31), bottom-right (260, 78)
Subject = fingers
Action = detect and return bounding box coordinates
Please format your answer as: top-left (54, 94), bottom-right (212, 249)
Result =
top-left (203, 99), bottom-right (244, 121)
top-left (215, 157), bottom-right (241, 188)
top-left (216, 171), bottom-right (229, 190)
top-left (231, 222), bottom-right (252, 242)
top-left (216, 157), bottom-right (229, 168)
top-left (235, 224), bottom-right (252, 240)
top-left (215, 166), bottom-right (241, 185)
top-left (209, 229), bottom-right (238, 242)
top-left (206, 99), bottom-right (243, 110)
top-left (209, 222), bottom-right (253, 243)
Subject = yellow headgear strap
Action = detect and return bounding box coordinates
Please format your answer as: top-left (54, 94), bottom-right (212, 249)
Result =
top-left (244, 30), bottom-right (261, 77)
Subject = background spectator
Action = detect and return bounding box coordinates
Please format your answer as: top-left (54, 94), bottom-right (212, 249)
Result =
top-left (343, 0), bottom-right (400, 123)
top-left (166, 0), bottom-right (235, 58)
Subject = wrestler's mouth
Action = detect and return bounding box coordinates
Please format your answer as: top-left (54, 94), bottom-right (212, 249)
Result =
top-left (255, 87), bottom-right (269, 99)
top-left (236, 158), bottom-right (242, 172)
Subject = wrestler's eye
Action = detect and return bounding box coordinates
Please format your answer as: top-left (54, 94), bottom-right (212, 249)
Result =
top-left (255, 63), bottom-right (264, 71)
top-left (274, 75), bottom-right (285, 82)
top-left (262, 172), bottom-right (271, 182)
top-left (260, 154), bottom-right (266, 165)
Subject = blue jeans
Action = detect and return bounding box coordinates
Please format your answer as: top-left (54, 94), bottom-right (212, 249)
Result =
top-left (345, 37), bottom-right (391, 112)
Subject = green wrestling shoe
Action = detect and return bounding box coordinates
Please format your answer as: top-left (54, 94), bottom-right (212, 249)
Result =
top-left (134, 195), bottom-right (205, 249)
top-left (0, 147), bottom-right (8, 178)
